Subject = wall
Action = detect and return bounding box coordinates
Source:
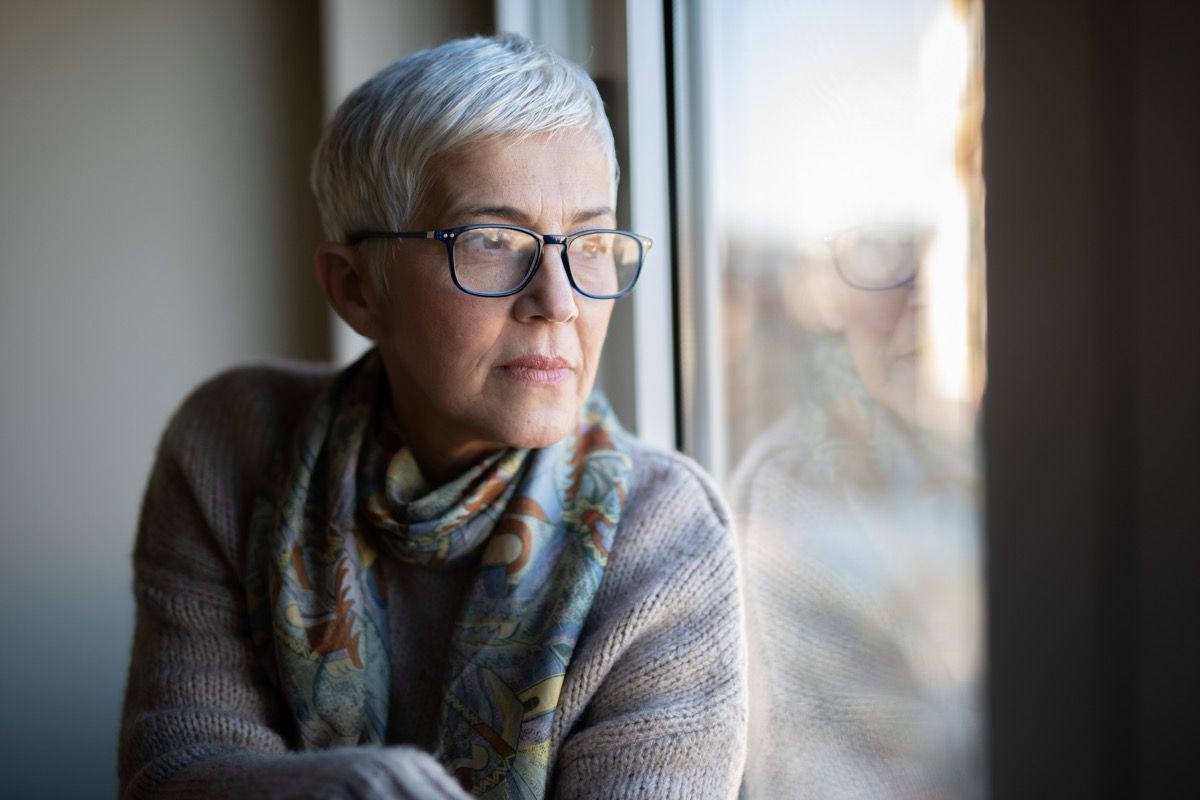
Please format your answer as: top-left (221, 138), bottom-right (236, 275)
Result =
top-left (0, 1), bottom-right (326, 795)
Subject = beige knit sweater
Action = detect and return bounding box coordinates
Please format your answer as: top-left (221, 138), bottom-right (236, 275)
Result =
top-left (119, 362), bottom-right (747, 799)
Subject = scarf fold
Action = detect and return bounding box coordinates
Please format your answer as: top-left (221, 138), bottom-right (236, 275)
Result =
top-left (246, 350), bottom-right (631, 799)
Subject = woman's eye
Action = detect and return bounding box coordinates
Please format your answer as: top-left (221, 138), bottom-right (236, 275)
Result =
top-left (579, 240), bottom-right (609, 257)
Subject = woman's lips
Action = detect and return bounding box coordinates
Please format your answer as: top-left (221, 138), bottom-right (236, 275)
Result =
top-left (499, 355), bottom-right (573, 385)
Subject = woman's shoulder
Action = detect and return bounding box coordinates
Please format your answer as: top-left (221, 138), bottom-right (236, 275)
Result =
top-left (162, 359), bottom-right (336, 459)
top-left (625, 436), bottom-right (729, 517)
top-left (172, 358), bottom-right (336, 422)
top-left (148, 360), bottom-right (339, 531)
top-left (138, 360), bottom-right (339, 576)
top-left (613, 436), bottom-right (735, 571)
top-left (728, 410), bottom-right (816, 490)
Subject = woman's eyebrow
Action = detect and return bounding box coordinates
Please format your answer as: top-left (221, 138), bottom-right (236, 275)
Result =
top-left (447, 205), bottom-right (617, 227)
top-left (452, 205), bottom-right (525, 222)
top-left (572, 206), bottom-right (617, 225)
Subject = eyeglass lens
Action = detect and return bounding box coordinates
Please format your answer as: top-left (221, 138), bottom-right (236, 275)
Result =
top-left (832, 227), bottom-right (922, 290)
top-left (452, 227), bottom-right (641, 297)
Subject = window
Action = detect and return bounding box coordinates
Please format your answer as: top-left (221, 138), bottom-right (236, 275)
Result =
top-left (669, 1), bottom-right (987, 795)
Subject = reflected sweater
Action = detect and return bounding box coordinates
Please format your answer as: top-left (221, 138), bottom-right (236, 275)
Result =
top-left (734, 397), bottom-right (981, 800)
top-left (118, 362), bottom-right (747, 799)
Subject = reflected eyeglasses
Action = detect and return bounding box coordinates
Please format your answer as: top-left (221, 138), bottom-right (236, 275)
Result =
top-left (827, 225), bottom-right (931, 291)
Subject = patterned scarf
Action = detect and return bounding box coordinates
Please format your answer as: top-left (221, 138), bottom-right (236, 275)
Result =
top-left (246, 350), bottom-right (632, 798)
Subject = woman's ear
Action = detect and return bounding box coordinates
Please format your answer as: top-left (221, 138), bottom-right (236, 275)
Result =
top-left (314, 242), bottom-right (386, 340)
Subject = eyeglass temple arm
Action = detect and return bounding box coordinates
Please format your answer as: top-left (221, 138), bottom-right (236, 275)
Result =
top-left (345, 231), bottom-right (437, 245)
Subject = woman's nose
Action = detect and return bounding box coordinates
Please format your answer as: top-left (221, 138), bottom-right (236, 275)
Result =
top-left (513, 245), bottom-right (579, 323)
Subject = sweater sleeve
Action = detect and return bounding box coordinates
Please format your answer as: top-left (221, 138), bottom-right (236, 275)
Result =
top-left (118, 373), bottom-right (472, 800)
top-left (549, 452), bottom-right (748, 800)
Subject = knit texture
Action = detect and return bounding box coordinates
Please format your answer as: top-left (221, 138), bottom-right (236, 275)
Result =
top-left (733, 399), bottom-right (982, 800)
top-left (119, 362), bottom-right (747, 799)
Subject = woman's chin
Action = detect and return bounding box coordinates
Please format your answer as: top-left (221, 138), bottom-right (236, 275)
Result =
top-left (487, 378), bottom-right (585, 439)
top-left (492, 403), bottom-right (581, 450)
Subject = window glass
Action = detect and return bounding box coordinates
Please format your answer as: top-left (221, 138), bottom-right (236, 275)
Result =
top-left (677, 0), bottom-right (986, 796)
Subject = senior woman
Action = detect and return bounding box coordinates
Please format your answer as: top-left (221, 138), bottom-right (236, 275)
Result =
top-left (119, 34), bottom-right (746, 800)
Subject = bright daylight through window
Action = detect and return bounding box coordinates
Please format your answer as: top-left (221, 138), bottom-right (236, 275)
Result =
top-left (672, 0), bottom-right (987, 796)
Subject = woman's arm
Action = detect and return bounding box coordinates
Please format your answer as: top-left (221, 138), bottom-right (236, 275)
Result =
top-left (119, 373), bottom-right (472, 800)
top-left (549, 451), bottom-right (748, 799)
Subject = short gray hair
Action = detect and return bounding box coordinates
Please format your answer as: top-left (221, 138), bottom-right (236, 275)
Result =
top-left (310, 33), bottom-right (618, 278)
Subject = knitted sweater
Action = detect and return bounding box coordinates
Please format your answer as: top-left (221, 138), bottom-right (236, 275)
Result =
top-left (119, 362), bottom-right (747, 799)
top-left (733, 399), bottom-right (981, 800)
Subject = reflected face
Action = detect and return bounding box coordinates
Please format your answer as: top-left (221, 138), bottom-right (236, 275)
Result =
top-left (368, 130), bottom-right (616, 476)
top-left (835, 280), bottom-right (918, 422)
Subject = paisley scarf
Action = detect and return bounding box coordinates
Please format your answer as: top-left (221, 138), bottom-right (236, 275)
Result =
top-left (246, 350), bottom-right (632, 798)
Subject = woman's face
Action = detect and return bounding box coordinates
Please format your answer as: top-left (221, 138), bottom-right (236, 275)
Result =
top-left (368, 130), bottom-right (616, 479)
top-left (835, 280), bottom-right (918, 422)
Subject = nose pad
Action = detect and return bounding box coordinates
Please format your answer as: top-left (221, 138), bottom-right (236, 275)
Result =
top-left (517, 243), bottom-right (578, 322)
top-left (538, 242), bottom-right (575, 286)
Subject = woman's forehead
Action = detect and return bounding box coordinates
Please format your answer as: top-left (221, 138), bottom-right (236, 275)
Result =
top-left (439, 202), bottom-right (616, 229)
top-left (421, 131), bottom-right (615, 225)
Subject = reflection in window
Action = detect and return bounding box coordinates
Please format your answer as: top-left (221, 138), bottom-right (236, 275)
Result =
top-left (679, 0), bottom-right (986, 796)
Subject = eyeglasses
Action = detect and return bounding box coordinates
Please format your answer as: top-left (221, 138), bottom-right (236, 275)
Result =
top-left (347, 224), bottom-right (652, 299)
top-left (827, 225), bottom-right (930, 290)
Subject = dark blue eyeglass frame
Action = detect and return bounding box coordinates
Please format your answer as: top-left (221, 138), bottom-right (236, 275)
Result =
top-left (346, 223), bottom-right (651, 299)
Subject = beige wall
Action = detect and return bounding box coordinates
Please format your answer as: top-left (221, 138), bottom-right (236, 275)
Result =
top-left (0, 1), bottom-right (321, 794)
